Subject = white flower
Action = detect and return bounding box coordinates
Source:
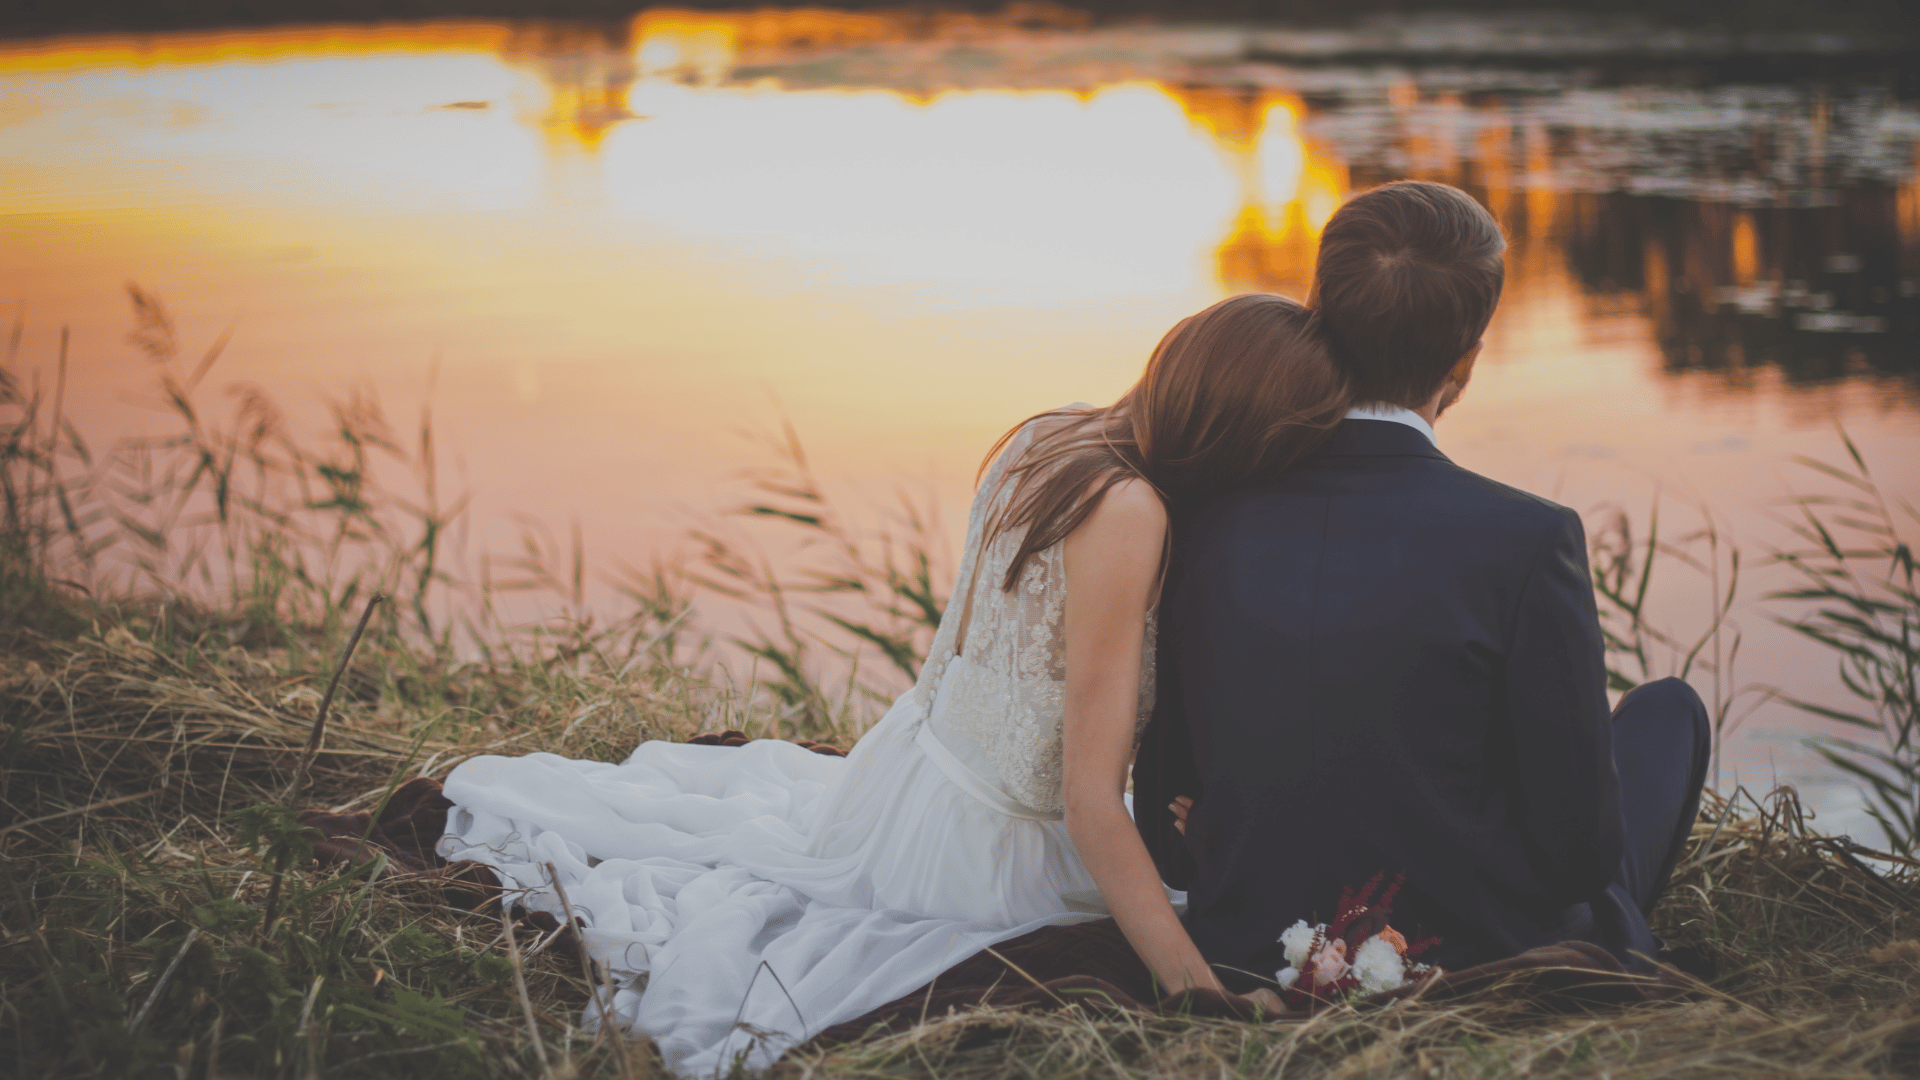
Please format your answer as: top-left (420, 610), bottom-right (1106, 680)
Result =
top-left (1278, 919), bottom-right (1319, 969)
top-left (1274, 967), bottom-right (1299, 990)
top-left (1352, 935), bottom-right (1407, 995)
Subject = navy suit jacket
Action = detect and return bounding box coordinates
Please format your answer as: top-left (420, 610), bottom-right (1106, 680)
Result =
top-left (1135, 419), bottom-right (1625, 978)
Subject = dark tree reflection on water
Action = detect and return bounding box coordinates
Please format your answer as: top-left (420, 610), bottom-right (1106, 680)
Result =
top-left (1216, 61), bottom-right (1920, 399)
top-left (1560, 189), bottom-right (1917, 389)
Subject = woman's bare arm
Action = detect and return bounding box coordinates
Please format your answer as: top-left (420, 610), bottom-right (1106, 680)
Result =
top-left (1060, 478), bottom-right (1224, 997)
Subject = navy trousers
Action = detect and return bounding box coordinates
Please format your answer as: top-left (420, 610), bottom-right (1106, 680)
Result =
top-left (1559, 677), bottom-right (1712, 968)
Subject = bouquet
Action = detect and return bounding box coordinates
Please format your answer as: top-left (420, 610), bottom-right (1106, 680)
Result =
top-left (1273, 873), bottom-right (1440, 1006)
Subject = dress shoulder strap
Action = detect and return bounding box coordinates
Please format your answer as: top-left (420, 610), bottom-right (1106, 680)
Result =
top-left (911, 415), bottom-right (1051, 700)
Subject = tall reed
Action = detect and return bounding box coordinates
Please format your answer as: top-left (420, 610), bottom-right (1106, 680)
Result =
top-left (1770, 434), bottom-right (1920, 857)
top-left (689, 417), bottom-right (949, 743)
top-left (1586, 496), bottom-right (1762, 790)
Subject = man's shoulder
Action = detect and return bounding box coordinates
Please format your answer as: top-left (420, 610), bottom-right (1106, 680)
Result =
top-left (1216, 450), bottom-right (1578, 538)
top-left (1437, 460), bottom-right (1582, 537)
top-left (1177, 453), bottom-right (1583, 589)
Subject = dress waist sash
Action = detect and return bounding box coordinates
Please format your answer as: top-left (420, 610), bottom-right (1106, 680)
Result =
top-left (915, 658), bottom-right (1062, 822)
top-left (914, 722), bottom-right (1062, 821)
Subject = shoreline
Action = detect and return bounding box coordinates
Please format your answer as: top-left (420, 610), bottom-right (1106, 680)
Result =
top-left (2, 3), bottom-right (1914, 50)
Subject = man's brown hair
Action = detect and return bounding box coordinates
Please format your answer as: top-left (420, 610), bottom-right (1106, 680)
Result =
top-left (1311, 181), bottom-right (1506, 408)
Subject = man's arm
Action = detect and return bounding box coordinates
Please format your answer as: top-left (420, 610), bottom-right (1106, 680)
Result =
top-left (1505, 507), bottom-right (1623, 905)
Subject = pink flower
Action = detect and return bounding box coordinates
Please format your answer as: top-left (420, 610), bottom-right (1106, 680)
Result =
top-left (1311, 939), bottom-right (1349, 985)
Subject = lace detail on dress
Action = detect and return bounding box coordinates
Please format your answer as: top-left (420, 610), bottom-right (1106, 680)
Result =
top-left (914, 417), bottom-right (1157, 815)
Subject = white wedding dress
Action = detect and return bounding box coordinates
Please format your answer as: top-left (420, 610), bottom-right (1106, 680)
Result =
top-left (438, 420), bottom-right (1157, 1075)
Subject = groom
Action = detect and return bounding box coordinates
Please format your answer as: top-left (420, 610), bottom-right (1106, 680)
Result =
top-left (1135, 180), bottom-right (1711, 981)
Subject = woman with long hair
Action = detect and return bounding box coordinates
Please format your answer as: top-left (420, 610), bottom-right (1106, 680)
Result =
top-left (439, 294), bottom-right (1350, 1073)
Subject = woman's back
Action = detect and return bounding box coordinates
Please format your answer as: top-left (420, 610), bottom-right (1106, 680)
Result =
top-left (924, 417), bottom-right (1156, 816)
top-left (797, 414), bottom-right (1149, 925)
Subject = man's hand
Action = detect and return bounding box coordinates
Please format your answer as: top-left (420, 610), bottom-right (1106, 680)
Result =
top-left (1168, 795), bottom-right (1193, 836)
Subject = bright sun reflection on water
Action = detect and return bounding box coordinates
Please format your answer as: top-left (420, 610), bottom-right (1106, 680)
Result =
top-left (604, 82), bottom-right (1246, 303)
top-left (1, 18), bottom-right (1349, 304)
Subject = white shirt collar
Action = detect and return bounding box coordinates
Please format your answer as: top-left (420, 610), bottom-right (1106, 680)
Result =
top-left (1344, 404), bottom-right (1437, 446)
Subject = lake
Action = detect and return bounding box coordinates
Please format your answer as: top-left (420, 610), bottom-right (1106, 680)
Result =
top-left (2, 9), bottom-right (1917, 836)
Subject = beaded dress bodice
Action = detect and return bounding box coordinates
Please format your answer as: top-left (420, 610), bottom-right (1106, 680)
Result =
top-left (911, 418), bottom-right (1157, 816)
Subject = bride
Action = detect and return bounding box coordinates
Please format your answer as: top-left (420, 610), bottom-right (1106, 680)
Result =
top-left (439, 294), bottom-right (1350, 1073)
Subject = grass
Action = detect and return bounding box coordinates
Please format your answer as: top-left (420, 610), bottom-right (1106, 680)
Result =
top-left (687, 416), bottom-right (949, 743)
top-left (4, 293), bottom-right (1920, 1079)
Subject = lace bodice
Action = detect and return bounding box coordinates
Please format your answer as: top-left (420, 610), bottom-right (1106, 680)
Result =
top-left (911, 417), bottom-right (1157, 815)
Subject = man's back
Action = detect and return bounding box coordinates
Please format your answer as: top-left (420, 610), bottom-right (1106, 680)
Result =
top-left (1142, 418), bottom-right (1623, 977)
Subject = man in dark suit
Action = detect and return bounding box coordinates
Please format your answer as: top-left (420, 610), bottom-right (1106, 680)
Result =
top-left (1135, 181), bottom-right (1710, 982)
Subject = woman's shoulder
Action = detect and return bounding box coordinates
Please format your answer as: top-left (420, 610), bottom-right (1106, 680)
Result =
top-left (1094, 476), bottom-right (1167, 529)
top-left (1059, 476), bottom-right (1166, 570)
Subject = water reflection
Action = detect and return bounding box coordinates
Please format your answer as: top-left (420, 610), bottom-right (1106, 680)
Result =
top-left (2, 13), bottom-right (1914, 398)
top-left (3, 13), bottom-right (1917, 830)
top-left (1304, 79), bottom-right (1920, 392)
top-left (417, 5), bottom-right (1920, 394)
top-left (1165, 85), bottom-right (1347, 298)
top-left (3, 14), bottom-right (1916, 497)
top-left (1560, 190), bottom-right (1918, 386)
top-left (505, 22), bottom-right (638, 150)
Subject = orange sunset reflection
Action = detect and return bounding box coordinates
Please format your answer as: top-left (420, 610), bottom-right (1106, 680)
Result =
top-left (1166, 85), bottom-right (1348, 295)
top-left (1, 12), bottom-right (1297, 286)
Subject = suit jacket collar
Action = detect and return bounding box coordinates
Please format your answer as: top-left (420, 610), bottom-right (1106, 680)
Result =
top-left (1319, 418), bottom-right (1453, 463)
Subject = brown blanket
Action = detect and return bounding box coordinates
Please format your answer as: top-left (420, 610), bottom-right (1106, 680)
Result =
top-left (300, 776), bottom-right (508, 915)
top-left (301, 775), bottom-right (458, 875)
top-left (299, 775), bottom-right (1694, 1043)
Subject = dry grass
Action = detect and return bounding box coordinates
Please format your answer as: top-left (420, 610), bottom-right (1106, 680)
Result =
top-left (0, 604), bottom-right (717, 827)
top-left (0, 587), bottom-right (737, 1079)
top-left (6, 580), bottom-right (1918, 1079)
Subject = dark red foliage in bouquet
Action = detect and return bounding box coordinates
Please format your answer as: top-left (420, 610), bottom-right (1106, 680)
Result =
top-left (1277, 872), bottom-right (1441, 1009)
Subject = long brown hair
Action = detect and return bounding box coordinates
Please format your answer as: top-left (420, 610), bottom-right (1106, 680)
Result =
top-left (980, 293), bottom-right (1349, 591)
